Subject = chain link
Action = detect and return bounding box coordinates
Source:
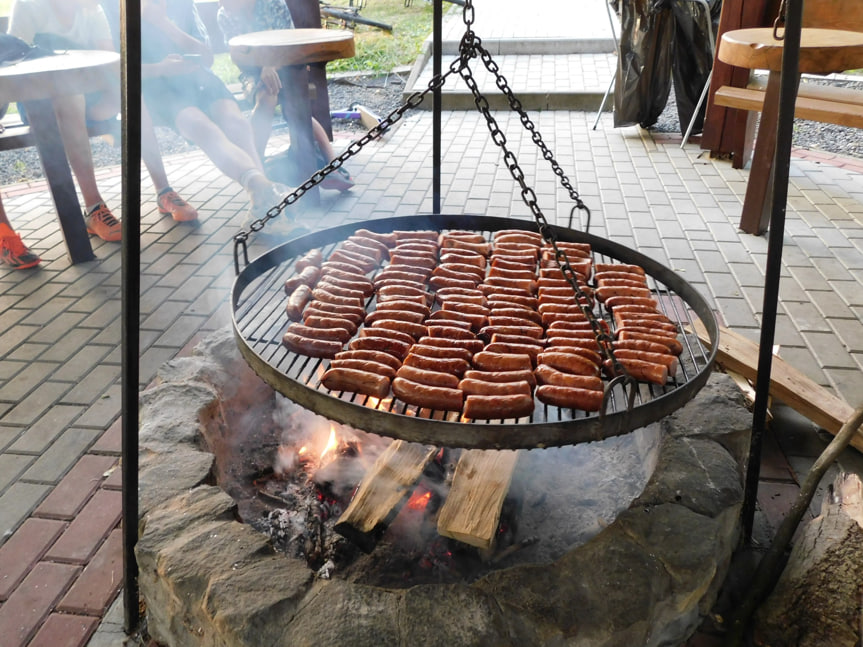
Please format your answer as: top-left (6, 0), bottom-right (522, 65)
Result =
top-left (232, 0), bottom-right (636, 406)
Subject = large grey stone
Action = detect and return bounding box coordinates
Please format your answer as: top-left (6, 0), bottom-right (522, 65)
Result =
top-left (135, 329), bottom-right (749, 647)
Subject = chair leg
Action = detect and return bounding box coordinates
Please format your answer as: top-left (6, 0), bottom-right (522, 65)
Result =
top-left (592, 75), bottom-right (615, 130)
top-left (592, 0), bottom-right (620, 130)
top-left (680, 70), bottom-right (712, 147)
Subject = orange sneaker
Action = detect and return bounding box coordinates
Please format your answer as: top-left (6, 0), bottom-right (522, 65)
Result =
top-left (0, 224), bottom-right (41, 269)
top-left (85, 202), bottom-right (122, 242)
top-left (157, 188), bottom-right (198, 222)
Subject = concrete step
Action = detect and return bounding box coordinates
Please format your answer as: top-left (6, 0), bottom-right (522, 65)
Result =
top-left (403, 49), bottom-right (616, 111)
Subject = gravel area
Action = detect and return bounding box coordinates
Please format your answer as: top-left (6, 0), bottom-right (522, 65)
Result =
top-left (2, 71), bottom-right (862, 188)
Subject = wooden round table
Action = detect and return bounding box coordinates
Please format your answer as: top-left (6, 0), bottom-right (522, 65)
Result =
top-left (229, 29), bottom-right (355, 203)
top-left (0, 50), bottom-right (120, 263)
top-left (718, 27), bottom-right (863, 234)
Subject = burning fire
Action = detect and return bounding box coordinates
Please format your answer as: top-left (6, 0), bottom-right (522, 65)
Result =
top-left (319, 427), bottom-right (339, 463)
top-left (407, 490), bottom-right (432, 511)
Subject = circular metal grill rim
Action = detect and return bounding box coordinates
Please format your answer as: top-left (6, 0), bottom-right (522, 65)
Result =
top-left (232, 214), bottom-right (719, 450)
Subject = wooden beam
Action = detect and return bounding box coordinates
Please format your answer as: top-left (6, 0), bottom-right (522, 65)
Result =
top-left (437, 449), bottom-right (520, 550)
top-left (334, 439), bottom-right (436, 552)
top-left (691, 321), bottom-right (863, 453)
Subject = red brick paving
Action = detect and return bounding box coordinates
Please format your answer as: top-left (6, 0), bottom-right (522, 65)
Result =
top-left (0, 561), bottom-right (81, 646)
top-left (44, 489), bottom-right (122, 565)
top-left (0, 518), bottom-right (66, 601)
top-left (27, 613), bottom-right (100, 647)
top-left (57, 528), bottom-right (124, 616)
top-left (34, 455), bottom-right (118, 520)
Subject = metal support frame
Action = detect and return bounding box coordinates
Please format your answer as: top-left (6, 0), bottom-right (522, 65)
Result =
top-left (680, 0), bottom-right (716, 147)
top-left (591, 0), bottom-right (619, 130)
top-left (740, 0), bottom-right (803, 541)
top-left (120, 0), bottom-right (142, 636)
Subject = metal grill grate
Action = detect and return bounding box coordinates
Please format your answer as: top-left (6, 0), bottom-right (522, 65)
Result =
top-left (232, 215), bottom-right (719, 449)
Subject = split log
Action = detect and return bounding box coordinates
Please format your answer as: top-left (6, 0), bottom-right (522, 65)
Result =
top-left (437, 449), bottom-right (520, 550)
top-left (755, 472), bottom-right (863, 647)
top-left (691, 321), bottom-right (863, 453)
top-left (334, 439), bottom-right (436, 552)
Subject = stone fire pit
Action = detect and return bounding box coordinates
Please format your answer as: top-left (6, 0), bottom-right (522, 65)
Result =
top-left (136, 328), bottom-right (750, 647)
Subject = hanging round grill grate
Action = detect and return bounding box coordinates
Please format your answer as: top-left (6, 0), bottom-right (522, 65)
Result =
top-left (231, 0), bottom-right (720, 449)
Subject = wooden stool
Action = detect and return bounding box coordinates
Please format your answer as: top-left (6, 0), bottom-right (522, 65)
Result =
top-left (718, 27), bottom-right (863, 234)
top-left (230, 29), bottom-right (355, 203)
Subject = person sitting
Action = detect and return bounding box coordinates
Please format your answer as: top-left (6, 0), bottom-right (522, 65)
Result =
top-left (216, 0), bottom-right (354, 191)
top-left (0, 196), bottom-right (41, 270)
top-left (8, 0), bottom-right (198, 243)
top-left (139, 0), bottom-right (296, 226)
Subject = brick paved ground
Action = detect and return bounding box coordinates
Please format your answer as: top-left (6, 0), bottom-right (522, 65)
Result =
top-left (2, 0), bottom-right (863, 644)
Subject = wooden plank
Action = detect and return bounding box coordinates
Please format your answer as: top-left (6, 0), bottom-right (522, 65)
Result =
top-left (714, 85), bottom-right (863, 129)
top-left (691, 321), bottom-right (863, 453)
top-left (334, 439), bottom-right (436, 552)
top-left (437, 449), bottom-right (520, 550)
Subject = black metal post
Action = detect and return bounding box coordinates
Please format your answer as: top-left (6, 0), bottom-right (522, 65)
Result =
top-left (432, 0), bottom-right (442, 213)
top-left (741, 0), bottom-right (804, 541)
top-left (120, 0), bottom-right (142, 634)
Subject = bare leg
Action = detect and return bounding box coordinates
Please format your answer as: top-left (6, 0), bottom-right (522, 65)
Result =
top-left (208, 99), bottom-right (265, 171)
top-left (52, 95), bottom-right (104, 208)
top-left (140, 102), bottom-right (170, 192)
top-left (251, 86), bottom-right (279, 159)
top-left (174, 104), bottom-right (266, 185)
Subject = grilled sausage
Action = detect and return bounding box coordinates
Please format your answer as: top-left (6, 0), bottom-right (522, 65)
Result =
top-left (285, 283), bottom-right (313, 320)
top-left (375, 299), bottom-right (431, 317)
top-left (603, 358), bottom-right (668, 385)
top-left (321, 367), bottom-right (390, 398)
top-left (304, 300), bottom-right (365, 324)
top-left (537, 350), bottom-right (601, 376)
top-left (458, 378), bottom-right (532, 397)
top-left (364, 309), bottom-right (427, 325)
top-left (283, 331), bottom-right (343, 358)
top-left (392, 377), bottom-right (463, 411)
top-left (410, 344), bottom-right (474, 362)
top-left (369, 319), bottom-right (428, 340)
top-left (462, 368), bottom-right (537, 386)
top-left (463, 393), bottom-right (535, 419)
top-left (334, 349), bottom-right (402, 371)
top-left (349, 336), bottom-right (412, 359)
top-left (312, 287), bottom-right (365, 309)
top-left (534, 364), bottom-right (603, 390)
top-left (395, 364), bottom-right (460, 389)
top-left (294, 248), bottom-right (323, 272)
top-left (284, 265), bottom-right (321, 295)
top-left (287, 322), bottom-right (352, 343)
top-left (303, 314), bottom-right (358, 335)
top-left (330, 358), bottom-right (397, 379)
top-left (403, 352), bottom-right (470, 376)
top-left (472, 351), bottom-right (533, 372)
top-left (417, 336), bottom-right (485, 354)
top-left (535, 384), bottom-right (604, 411)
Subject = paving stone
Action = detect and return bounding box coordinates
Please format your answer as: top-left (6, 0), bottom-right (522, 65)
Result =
top-left (34, 454), bottom-right (118, 520)
top-left (9, 405), bottom-right (86, 453)
top-left (0, 482), bottom-right (53, 544)
top-left (0, 518), bottom-right (65, 601)
top-left (89, 418), bottom-right (122, 455)
top-left (0, 453), bottom-right (36, 493)
top-left (28, 612), bottom-right (100, 647)
top-left (57, 528), bottom-right (123, 616)
top-left (44, 489), bottom-right (122, 564)
top-left (0, 561), bottom-right (80, 646)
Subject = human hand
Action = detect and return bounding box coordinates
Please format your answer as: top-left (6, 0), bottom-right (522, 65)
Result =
top-left (260, 67), bottom-right (282, 96)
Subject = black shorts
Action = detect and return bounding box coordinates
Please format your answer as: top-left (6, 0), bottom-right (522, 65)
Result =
top-left (143, 68), bottom-right (237, 129)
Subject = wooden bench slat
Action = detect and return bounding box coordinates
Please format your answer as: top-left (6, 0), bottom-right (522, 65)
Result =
top-left (714, 84), bottom-right (863, 130)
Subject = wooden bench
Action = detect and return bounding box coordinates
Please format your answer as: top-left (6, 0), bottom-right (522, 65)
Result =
top-left (706, 0), bottom-right (863, 171)
top-left (714, 75), bottom-right (863, 167)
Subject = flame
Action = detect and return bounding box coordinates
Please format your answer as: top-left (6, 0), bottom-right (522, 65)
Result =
top-left (407, 490), bottom-right (432, 510)
top-left (319, 426), bottom-right (338, 461)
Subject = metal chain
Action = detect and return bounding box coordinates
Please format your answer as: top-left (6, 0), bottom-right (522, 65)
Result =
top-left (232, 55), bottom-right (467, 272)
top-left (455, 23), bottom-right (633, 398)
top-left (233, 0), bottom-right (637, 408)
